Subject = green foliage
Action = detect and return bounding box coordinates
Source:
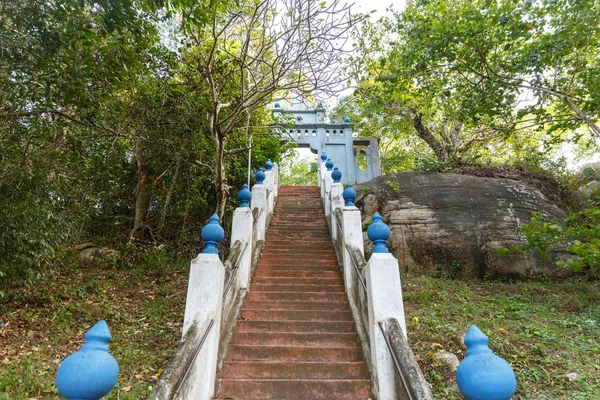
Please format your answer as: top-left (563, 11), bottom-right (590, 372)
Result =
top-left (280, 151), bottom-right (318, 186)
top-left (385, 180), bottom-right (399, 193)
top-left (0, 0), bottom-right (283, 289)
top-left (413, 153), bottom-right (459, 173)
top-left (504, 190), bottom-right (600, 276)
top-left (405, 274), bottom-right (600, 398)
top-left (347, 0), bottom-right (600, 168)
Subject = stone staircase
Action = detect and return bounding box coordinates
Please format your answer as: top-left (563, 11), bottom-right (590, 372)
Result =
top-left (216, 185), bottom-right (373, 399)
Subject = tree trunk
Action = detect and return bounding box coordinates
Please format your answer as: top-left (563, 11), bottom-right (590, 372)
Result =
top-left (130, 136), bottom-right (151, 241)
top-left (214, 131), bottom-right (228, 220)
top-left (158, 155), bottom-right (181, 234)
top-left (411, 113), bottom-right (448, 162)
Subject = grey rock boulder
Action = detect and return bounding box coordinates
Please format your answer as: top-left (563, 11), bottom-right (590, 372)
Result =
top-left (356, 172), bottom-right (569, 279)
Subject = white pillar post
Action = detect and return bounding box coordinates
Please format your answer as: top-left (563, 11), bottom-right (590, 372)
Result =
top-left (318, 153), bottom-right (327, 189)
top-left (324, 170), bottom-right (333, 220)
top-left (272, 163), bottom-right (279, 199)
top-left (230, 205), bottom-right (253, 290)
top-left (181, 214), bottom-right (226, 399)
top-left (341, 210), bottom-right (363, 294)
top-left (365, 213), bottom-right (407, 400)
top-left (265, 170), bottom-right (274, 215)
top-left (330, 182), bottom-right (344, 241)
top-left (264, 159), bottom-right (274, 216)
top-left (251, 169), bottom-right (267, 243)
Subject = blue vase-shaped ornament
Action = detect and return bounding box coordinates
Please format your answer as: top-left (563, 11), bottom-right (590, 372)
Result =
top-left (201, 213), bottom-right (224, 254)
top-left (237, 184), bottom-right (252, 207)
top-left (367, 212), bottom-right (390, 253)
top-left (56, 320), bottom-right (119, 400)
top-left (456, 325), bottom-right (517, 400)
top-left (255, 168), bottom-right (265, 184)
top-left (343, 184), bottom-right (356, 207)
top-left (332, 167), bottom-right (342, 183)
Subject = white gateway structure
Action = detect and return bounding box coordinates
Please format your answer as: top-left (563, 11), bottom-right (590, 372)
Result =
top-left (273, 102), bottom-right (381, 184)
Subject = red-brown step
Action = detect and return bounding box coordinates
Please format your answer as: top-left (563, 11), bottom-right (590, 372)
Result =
top-left (215, 185), bottom-right (372, 399)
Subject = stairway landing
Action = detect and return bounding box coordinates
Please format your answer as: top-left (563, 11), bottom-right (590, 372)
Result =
top-left (215, 186), bottom-right (372, 399)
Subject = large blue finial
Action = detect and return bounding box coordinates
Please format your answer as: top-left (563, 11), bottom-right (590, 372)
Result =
top-left (274, 101), bottom-right (281, 108)
top-left (255, 168), bottom-right (265, 184)
top-left (343, 184), bottom-right (356, 206)
top-left (457, 326), bottom-right (517, 400)
top-left (237, 184), bottom-right (252, 207)
top-left (265, 159), bottom-right (273, 171)
top-left (332, 167), bottom-right (342, 183)
top-left (344, 115), bottom-right (351, 123)
top-left (320, 152), bottom-right (327, 162)
top-left (367, 212), bottom-right (390, 253)
top-left (201, 213), bottom-right (224, 254)
top-left (56, 320), bottom-right (119, 400)
top-left (325, 158), bottom-right (334, 171)
top-left (317, 100), bottom-right (323, 109)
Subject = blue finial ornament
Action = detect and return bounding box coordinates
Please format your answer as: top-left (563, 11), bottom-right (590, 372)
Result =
top-left (255, 168), bottom-right (265, 184)
top-left (56, 320), bottom-right (119, 400)
top-left (332, 167), bottom-right (342, 183)
top-left (320, 152), bottom-right (327, 162)
top-left (367, 212), bottom-right (390, 253)
top-left (274, 101), bottom-right (280, 108)
top-left (344, 115), bottom-right (351, 123)
top-left (201, 213), bottom-right (224, 254)
top-left (343, 184), bottom-right (356, 207)
top-left (237, 184), bottom-right (252, 208)
top-left (457, 326), bottom-right (517, 400)
top-left (317, 100), bottom-right (323, 109)
top-left (325, 158), bottom-right (334, 171)
top-left (265, 159), bottom-right (273, 171)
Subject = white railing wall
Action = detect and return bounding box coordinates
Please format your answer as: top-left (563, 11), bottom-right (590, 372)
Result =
top-left (319, 156), bottom-right (432, 400)
top-left (150, 162), bottom-right (279, 400)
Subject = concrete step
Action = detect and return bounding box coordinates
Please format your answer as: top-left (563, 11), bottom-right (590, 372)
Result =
top-left (264, 235), bottom-right (333, 241)
top-left (221, 361), bottom-right (369, 379)
top-left (242, 300), bottom-right (349, 311)
top-left (255, 264), bottom-right (339, 272)
top-left (231, 332), bottom-right (361, 347)
top-left (266, 240), bottom-right (334, 246)
top-left (260, 248), bottom-right (336, 254)
top-left (218, 185), bottom-right (372, 400)
top-left (253, 270), bottom-right (340, 278)
top-left (258, 257), bottom-right (338, 264)
top-left (216, 378), bottom-right (371, 399)
top-left (251, 283), bottom-right (344, 293)
top-left (252, 276), bottom-right (343, 285)
top-left (235, 320), bottom-right (355, 333)
top-left (246, 291), bottom-right (348, 302)
top-left (216, 378), bottom-right (372, 399)
top-left (259, 254), bottom-right (338, 261)
top-left (240, 309), bottom-right (353, 322)
top-left (226, 345), bottom-right (365, 362)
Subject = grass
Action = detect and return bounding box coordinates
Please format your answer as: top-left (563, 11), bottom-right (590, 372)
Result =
top-left (1, 260), bottom-right (599, 399)
top-left (0, 260), bottom-right (188, 399)
top-left (403, 274), bottom-right (600, 399)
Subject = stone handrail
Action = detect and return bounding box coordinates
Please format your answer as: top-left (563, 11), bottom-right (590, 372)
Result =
top-left (318, 154), bottom-right (429, 400)
top-left (318, 153), bottom-right (516, 400)
top-left (379, 319), bottom-right (433, 400)
top-left (147, 161), bottom-right (279, 400)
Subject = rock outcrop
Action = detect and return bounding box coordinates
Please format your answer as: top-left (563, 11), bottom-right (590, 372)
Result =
top-left (354, 173), bottom-right (569, 279)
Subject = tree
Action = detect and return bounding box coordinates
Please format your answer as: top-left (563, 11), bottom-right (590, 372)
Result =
top-left (0, 0), bottom-right (161, 279)
top-left (347, 0), bottom-right (600, 168)
top-left (176, 0), bottom-right (363, 217)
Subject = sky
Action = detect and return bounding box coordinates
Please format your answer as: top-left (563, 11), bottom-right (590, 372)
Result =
top-left (352, 0), bottom-right (405, 18)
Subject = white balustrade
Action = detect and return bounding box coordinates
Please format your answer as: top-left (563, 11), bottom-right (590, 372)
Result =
top-left (151, 162), bottom-right (279, 400)
top-left (320, 154), bottom-right (424, 400)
